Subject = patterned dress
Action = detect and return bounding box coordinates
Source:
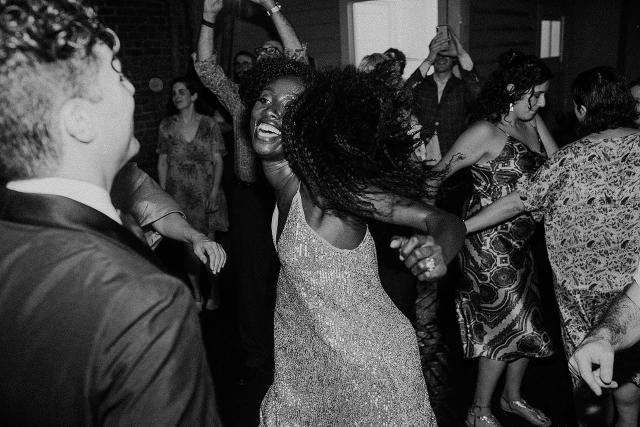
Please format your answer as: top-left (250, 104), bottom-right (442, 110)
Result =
top-left (260, 191), bottom-right (436, 426)
top-left (517, 131), bottom-right (640, 384)
top-left (458, 131), bottom-right (554, 361)
top-left (157, 115), bottom-right (228, 235)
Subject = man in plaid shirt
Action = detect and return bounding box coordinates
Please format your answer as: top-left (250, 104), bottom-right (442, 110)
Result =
top-left (406, 29), bottom-right (481, 169)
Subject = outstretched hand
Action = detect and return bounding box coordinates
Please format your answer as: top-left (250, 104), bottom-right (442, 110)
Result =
top-left (204, 0), bottom-right (223, 17)
top-left (191, 235), bottom-right (227, 274)
top-left (390, 234), bottom-right (446, 281)
top-left (568, 337), bottom-right (618, 396)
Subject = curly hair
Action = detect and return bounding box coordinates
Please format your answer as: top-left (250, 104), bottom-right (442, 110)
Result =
top-left (0, 0), bottom-right (114, 181)
top-left (241, 56), bottom-right (314, 116)
top-left (571, 66), bottom-right (638, 136)
top-left (472, 50), bottom-right (552, 123)
top-left (281, 66), bottom-right (442, 219)
top-left (384, 47), bottom-right (406, 74)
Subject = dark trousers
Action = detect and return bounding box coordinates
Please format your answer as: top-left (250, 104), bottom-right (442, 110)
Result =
top-left (228, 181), bottom-right (279, 370)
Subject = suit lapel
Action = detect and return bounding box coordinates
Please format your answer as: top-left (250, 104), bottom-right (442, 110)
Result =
top-left (0, 188), bottom-right (165, 271)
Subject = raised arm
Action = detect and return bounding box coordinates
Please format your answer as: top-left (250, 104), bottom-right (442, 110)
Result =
top-left (197, 0), bottom-right (257, 183)
top-left (198, 0), bottom-right (223, 63)
top-left (196, 0), bottom-right (242, 117)
top-left (405, 32), bottom-right (449, 89)
top-left (250, 0), bottom-right (305, 53)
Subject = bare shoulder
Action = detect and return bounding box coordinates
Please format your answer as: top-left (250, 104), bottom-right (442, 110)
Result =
top-left (467, 120), bottom-right (502, 139)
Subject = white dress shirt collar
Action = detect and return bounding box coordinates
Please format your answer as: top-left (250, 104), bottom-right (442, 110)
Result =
top-left (6, 177), bottom-right (122, 225)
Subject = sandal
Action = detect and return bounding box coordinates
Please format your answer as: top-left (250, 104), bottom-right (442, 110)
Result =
top-left (500, 397), bottom-right (551, 426)
top-left (465, 406), bottom-right (502, 427)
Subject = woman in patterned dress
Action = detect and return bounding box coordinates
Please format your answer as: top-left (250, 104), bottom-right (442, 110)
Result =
top-left (465, 66), bottom-right (640, 427)
top-left (435, 51), bottom-right (558, 427)
top-left (157, 76), bottom-right (228, 309)
top-left (243, 58), bottom-right (466, 425)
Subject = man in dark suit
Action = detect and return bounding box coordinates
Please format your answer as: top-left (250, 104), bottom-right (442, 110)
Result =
top-left (0, 1), bottom-right (221, 425)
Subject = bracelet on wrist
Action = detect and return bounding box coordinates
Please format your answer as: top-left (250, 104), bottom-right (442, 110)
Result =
top-left (266, 3), bottom-right (282, 16)
top-left (201, 18), bottom-right (215, 28)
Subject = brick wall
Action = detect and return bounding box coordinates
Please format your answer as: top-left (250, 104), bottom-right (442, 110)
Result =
top-left (229, 0), bottom-right (343, 69)
top-left (90, 0), bottom-right (193, 176)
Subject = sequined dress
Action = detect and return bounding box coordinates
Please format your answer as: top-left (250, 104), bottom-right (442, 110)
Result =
top-left (457, 132), bottom-right (554, 361)
top-left (260, 191), bottom-right (436, 426)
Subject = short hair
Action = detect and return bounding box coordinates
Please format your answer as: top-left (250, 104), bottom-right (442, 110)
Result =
top-left (473, 50), bottom-right (553, 123)
top-left (166, 75), bottom-right (203, 115)
top-left (282, 67), bottom-right (442, 219)
top-left (384, 47), bottom-right (406, 74)
top-left (357, 53), bottom-right (387, 73)
top-left (233, 50), bottom-right (256, 64)
top-left (571, 66), bottom-right (638, 136)
top-left (629, 76), bottom-right (640, 90)
top-left (171, 76), bottom-right (200, 95)
top-left (0, 0), bottom-right (114, 181)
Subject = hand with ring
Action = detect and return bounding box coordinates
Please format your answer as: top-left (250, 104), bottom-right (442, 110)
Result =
top-left (390, 234), bottom-right (446, 281)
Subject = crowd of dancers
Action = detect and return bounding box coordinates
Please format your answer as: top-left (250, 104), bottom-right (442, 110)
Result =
top-left (1, 0), bottom-right (640, 426)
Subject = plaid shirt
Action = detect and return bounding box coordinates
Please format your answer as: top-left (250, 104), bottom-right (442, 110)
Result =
top-left (407, 68), bottom-right (481, 156)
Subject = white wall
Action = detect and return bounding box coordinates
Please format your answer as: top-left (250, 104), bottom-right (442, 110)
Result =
top-left (351, 0), bottom-right (438, 78)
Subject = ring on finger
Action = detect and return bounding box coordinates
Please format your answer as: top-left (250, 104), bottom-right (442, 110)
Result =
top-left (424, 257), bottom-right (436, 272)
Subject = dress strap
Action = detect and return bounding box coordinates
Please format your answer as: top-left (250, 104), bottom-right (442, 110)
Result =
top-left (494, 123), bottom-right (512, 139)
top-left (272, 187), bottom-right (302, 247)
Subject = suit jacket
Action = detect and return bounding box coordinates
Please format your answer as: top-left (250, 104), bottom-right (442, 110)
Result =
top-left (0, 188), bottom-right (220, 426)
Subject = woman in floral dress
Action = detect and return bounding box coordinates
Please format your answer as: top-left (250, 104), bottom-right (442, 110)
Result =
top-left (435, 51), bottom-right (558, 427)
top-left (465, 66), bottom-right (640, 426)
top-left (157, 76), bottom-right (228, 309)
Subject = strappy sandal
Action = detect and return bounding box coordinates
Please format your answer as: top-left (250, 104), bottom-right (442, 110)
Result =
top-left (500, 397), bottom-right (551, 426)
top-left (465, 406), bottom-right (502, 427)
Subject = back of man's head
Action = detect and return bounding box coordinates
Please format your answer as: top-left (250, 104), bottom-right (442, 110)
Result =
top-left (0, 0), bottom-right (114, 182)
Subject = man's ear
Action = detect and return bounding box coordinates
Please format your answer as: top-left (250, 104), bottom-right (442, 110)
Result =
top-left (506, 83), bottom-right (515, 93)
top-left (191, 92), bottom-right (199, 102)
top-left (59, 99), bottom-right (96, 143)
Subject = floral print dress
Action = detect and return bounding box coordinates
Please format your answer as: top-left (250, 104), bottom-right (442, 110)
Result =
top-left (458, 130), bottom-right (554, 361)
top-left (517, 130), bottom-right (640, 384)
top-left (157, 115), bottom-right (228, 236)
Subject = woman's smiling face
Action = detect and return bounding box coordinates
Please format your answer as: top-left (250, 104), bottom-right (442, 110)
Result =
top-left (250, 76), bottom-right (305, 159)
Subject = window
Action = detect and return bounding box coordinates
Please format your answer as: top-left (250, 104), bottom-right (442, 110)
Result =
top-left (350, 0), bottom-right (439, 79)
top-left (540, 19), bottom-right (563, 59)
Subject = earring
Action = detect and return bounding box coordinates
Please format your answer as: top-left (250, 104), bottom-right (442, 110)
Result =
top-left (509, 103), bottom-right (514, 112)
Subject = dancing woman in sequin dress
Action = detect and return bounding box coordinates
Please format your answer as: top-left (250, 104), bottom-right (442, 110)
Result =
top-left (237, 60), bottom-right (465, 424)
top-left (434, 51), bottom-right (558, 427)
